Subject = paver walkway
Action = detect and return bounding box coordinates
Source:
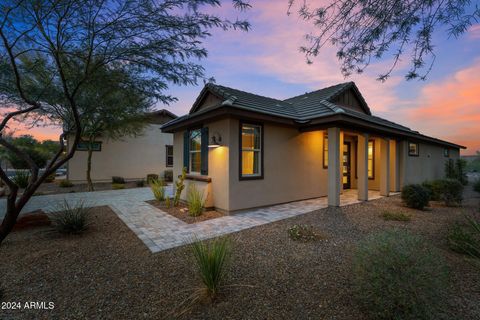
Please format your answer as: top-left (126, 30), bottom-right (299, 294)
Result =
top-left (0, 187), bottom-right (387, 253)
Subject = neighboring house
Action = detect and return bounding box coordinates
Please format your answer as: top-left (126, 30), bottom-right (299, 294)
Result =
top-left (161, 82), bottom-right (465, 212)
top-left (67, 109), bottom-right (176, 182)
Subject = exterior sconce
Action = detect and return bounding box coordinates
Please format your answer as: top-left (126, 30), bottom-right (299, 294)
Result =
top-left (208, 132), bottom-right (222, 148)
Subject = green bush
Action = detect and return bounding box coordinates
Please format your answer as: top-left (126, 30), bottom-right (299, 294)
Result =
top-left (448, 216), bottom-right (480, 259)
top-left (381, 211), bottom-right (411, 222)
top-left (445, 159), bottom-right (468, 185)
top-left (163, 169), bottom-right (173, 182)
top-left (112, 176), bottom-right (125, 184)
top-left (287, 224), bottom-right (323, 241)
top-left (421, 180), bottom-right (443, 201)
top-left (146, 173), bottom-right (159, 184)
top-left (353, 229), bottom-right (449, 320)
top-left (59, 180), bottom-right (74, 188)
top-left (191, 237), bottom-right (231, 299)
top-left (51, 200), bottom-right (91, 234)
top-left (136, 179), bottom-right (145, 187)
top-left (150, 179), bottom-right (166, 201)
top-left (401, 184), bottom-right (429, 210)
top-left (12, 171), bottom-right (30, 188)
top-left (187, 183), bottom-right (204, 217)
top-left (473, 179), bottom-right (480, 193)
top-left (440, 179), bottom-right (464, 206)
top-left (112, 183), bottom-right (125, 190)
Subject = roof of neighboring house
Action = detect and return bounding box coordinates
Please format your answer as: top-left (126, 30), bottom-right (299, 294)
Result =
top-left (162, 82), bottom-right (465, 149)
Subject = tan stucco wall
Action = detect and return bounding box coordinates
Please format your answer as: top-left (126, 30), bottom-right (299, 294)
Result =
top-left (67, 124), bottom-right (173, 182)
top-left (401, 142), bottom-right (459, 185)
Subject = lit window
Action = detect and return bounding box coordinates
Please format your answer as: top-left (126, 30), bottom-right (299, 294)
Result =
top-left (409, 142), bottom-right (419, 156)
top-left (323, 133), bottom-right (328, 168)
top-left (444, 148), bottom-right (449, 157)
top-left (240, 123), bottom-right (262, 178)
top-left (368, 140), bottom-right (374, 179)
top-left (166, 145), bottom-right (173, 167)
top-left (189, 129), bottom-right (201, 173)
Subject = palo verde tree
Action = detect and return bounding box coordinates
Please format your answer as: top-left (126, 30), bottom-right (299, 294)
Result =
top-left (289, 0), bottom-right (480, 81)
top-left (0, 0), bottom-right (250, 244)
top-left (72, 66), bottom-right (153, 191)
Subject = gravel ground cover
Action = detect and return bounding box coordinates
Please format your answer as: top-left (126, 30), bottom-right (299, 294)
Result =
top-left (146, 200), bottom-right (224, 224)
top-left (0, 187), bottom-right (479, 320)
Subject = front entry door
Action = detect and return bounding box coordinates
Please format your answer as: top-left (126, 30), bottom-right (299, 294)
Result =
top-left (343, 142), bottom-right (351, 189)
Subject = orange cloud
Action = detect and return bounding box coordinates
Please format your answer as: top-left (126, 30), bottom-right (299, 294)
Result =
top-left (468, 24), bottom-right (480, 40)
top-left (392, 59), bottom-right (480, 154)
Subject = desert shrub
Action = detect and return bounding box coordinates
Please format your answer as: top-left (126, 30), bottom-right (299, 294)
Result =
top-left (353, 229), bottom-right (449, 320)
top-left (136, 179), bottom-right (145, 187)
top-left (174, 167), bottom-right (187, 206)
top-left (51, 200), bottom-right (91, 234)
top-left (421, 180), bottom-right (443, 201)
top-left (381, 211), bottom-right (411, 222)
top-left (59, 180), bottom-right (74, 188)
top-left (448, 216), bottom-right (480, 259)
top-left (187, 184), bottom-right (204, 217)
top-left (165, 196), bottom-right (171, 208)
top-left (288, 224), bottom-right (323, 241)
top-left (146, 173), bottom-right (159, 184)
top-left (163, 169), bottom-right (173, 182)
top-left (191, 237), bottom-right (231, 299)
top-left (401, 184), bottom-right (429, 210)
top-left (150, 179), bottom-right (166, 201)
top-left (445, 159), bottom-right (468, 185)
top-left (112, 183), bottom-right (125, 190)
top-left (440, 179), bottom-right (464, 206)
top-left (12, 171), bottom-right (30, 188)
top-left (44, 173), bottom-right (55, 183)
top-left (473, 179), bottom-right (480, 193)
top-left (112, 176), bottom-right (125, 184)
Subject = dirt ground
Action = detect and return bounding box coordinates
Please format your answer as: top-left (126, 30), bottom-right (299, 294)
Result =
top-left (0, 187), bottom-right (479, 320)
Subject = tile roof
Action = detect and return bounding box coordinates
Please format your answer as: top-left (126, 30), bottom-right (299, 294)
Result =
top-left (162, 82), bottom-right (464, 148)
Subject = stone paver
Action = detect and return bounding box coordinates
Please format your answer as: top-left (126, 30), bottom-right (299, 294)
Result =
top-left (0, 187), bottom-right (390, 253)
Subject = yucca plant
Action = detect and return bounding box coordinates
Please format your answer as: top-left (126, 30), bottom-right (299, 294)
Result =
top-left (50, 200), bottom-right (91, 234)
top-left (12, 170), bottom-right (30, 188)
top-left (187, 183), bottom-right (204, 217)
top-left (191, 237), bottom-right (231, 299)
top-left (150, 179), bottom-right (166, 201)
top-left (449, 215), bottom-right (480, 260)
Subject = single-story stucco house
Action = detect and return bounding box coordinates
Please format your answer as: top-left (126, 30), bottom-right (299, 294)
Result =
top-left (67, 109), bottom-right (176, 182)
top-left (161, 82), bottom-right (465, 212)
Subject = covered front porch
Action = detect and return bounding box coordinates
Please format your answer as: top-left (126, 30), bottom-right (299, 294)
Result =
top-left (324, 127), bottom-right (405, 206)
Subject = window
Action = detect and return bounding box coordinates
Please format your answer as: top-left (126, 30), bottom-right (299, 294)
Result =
top-left (165, 145), bottom-right (173, 167)
top-left (409, 142), bottom-right (419, 156)
top-left (240, 123), bottom-right (263, 179)
top-left (76, 141), bottom-right (102, 151)
top-left (189, 129), bottom-right (202, 173)
top-left (368, 140), bottom-right (374, 179)
top-left (323, 133), bottom-right (328, 168)
top-left (444, 148), bottom-right (449, 157)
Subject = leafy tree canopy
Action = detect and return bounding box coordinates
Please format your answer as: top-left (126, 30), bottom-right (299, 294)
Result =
top-left (289, 0), bottom-right (480, 81)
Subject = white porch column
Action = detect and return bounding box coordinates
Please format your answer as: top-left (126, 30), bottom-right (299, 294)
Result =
top-left (390, 139), bottom-right (401, 192)
top-left (380, 138), bottom-right (390, 196)
top-left (339, 131), bottom-right (344, 194)
top-left (328, 127), bottom-right (341, 206)
top-left (357, 133), bottom-right (369, 201)
top-left (398, 140), bottom-right (408, 188)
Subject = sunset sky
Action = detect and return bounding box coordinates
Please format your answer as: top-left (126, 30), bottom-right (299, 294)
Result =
top-left (10, 1), bottom-right (480, 155)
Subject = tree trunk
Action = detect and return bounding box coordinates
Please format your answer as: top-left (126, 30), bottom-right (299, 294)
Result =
top-left (0, 190), bottom-right (20, 244)
top-left (86, 139), bottom-right (94, 191)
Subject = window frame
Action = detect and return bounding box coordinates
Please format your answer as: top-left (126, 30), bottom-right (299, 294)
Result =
top-left (444, 148), bottom-right (449, 157)
top-left (323, 133), bottom-right (328, 169)
top-left (189, 128), bottom-right (202, 174)
top-left (76, 140), bottom-right (102, 152)
top-left (239, 121), bottom-right (264, 180)
top-left (165, 145), bottom-right (173, 167)
top-left (354, 139), bottom-right (375, 180)
top-left (408, 142), bottom-right (420, 157)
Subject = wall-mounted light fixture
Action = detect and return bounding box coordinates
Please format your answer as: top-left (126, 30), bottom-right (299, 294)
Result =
top-left (208, 132), bottom-right (222, 148)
